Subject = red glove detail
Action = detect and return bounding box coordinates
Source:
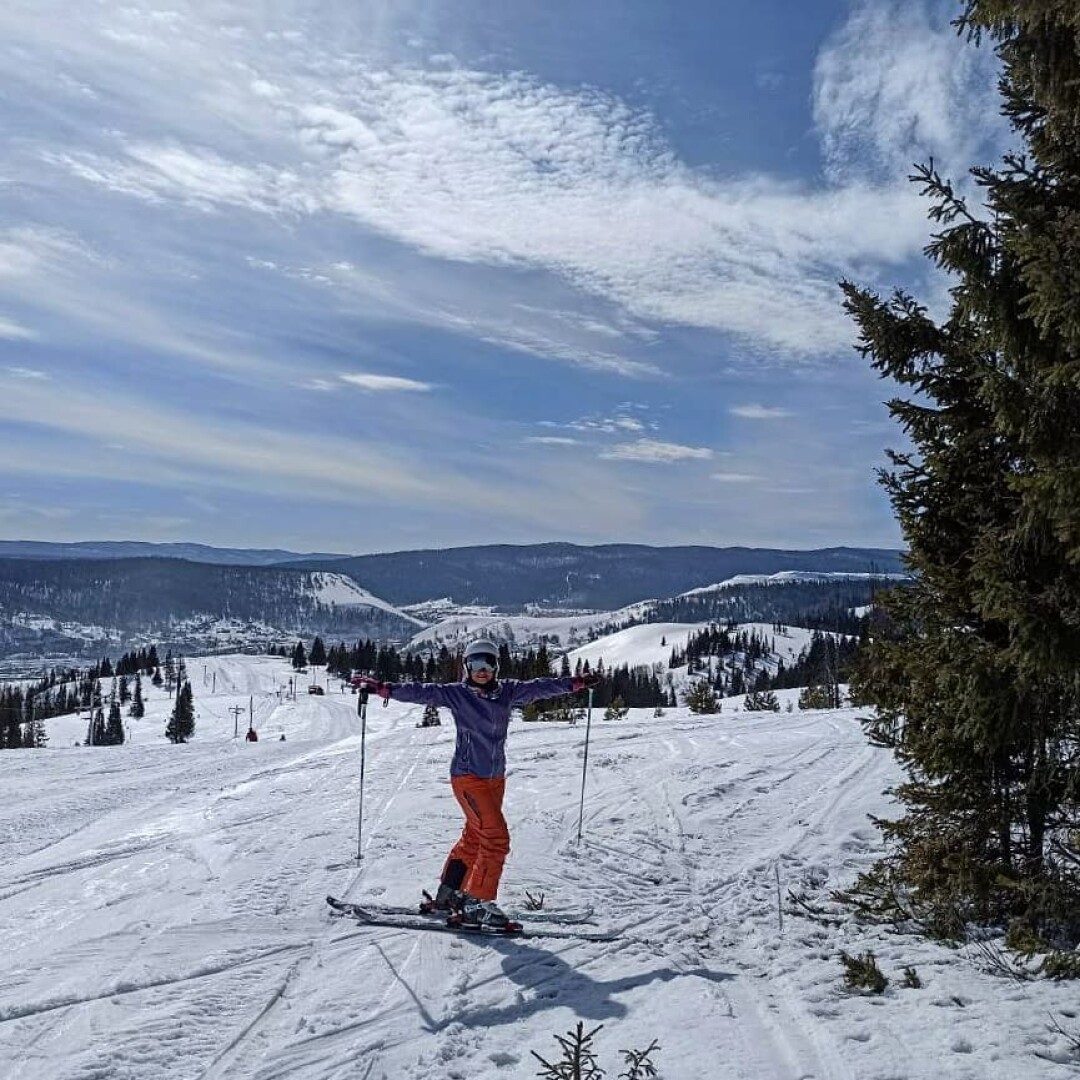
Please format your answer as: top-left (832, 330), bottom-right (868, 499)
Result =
top-left (356, 676), bottom-right (390, 699)
top-left (572, 673), bottom-right (600, 692)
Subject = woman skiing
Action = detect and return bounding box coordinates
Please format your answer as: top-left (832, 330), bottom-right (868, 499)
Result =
top-left (358, 638), bottom-right (597, 930)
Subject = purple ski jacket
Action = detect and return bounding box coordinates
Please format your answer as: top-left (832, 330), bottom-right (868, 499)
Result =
top-left (384, 676), bottom-right (577, 778)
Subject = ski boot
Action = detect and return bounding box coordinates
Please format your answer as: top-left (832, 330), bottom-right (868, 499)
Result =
top-left (450, 894), bottom-right (521, 933)
top-left (420, 883), bottom-right (464, 915)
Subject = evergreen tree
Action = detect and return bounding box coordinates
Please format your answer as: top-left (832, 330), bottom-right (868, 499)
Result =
top-left (841, 3), bottom-right (1080, 934)
top-left (291, 641), bottom-right (308, 671)
top-left (165, 681), bottom-right (195, 744)
top-left (129, 674), bottom-right (145, 719)
top-left (798, 684), bottom-right (837, 711)
top-left (603, 696), bottom-right (629, 722)
top-left (106, 695), bottom-right (125, 745)
top-left (309, 636), bottom-right (327, 667)
top-left (745, 690), bottom-right (781, 712)
top-left (87, 706), bottom-right (106, 747)
top-left (26, 704), bottom-right (47, 748)
top-left (685, 680), bottom-right (719, 715)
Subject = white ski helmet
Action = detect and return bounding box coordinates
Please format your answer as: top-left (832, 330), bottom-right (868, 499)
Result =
top-left (463, 638), bottom-right (500, 677)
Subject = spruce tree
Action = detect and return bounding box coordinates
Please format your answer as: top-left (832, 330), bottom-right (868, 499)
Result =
top-left (292, 641), bottom-right (308, 671)
top-left (745, 690), bottom-right (781, 712)
top-left (129, 674), bottom-right (145, 719)
top-left (685, 680), bottom-right (719, 715)
top-left (85, 681), bottom-right (106, 746)
top-left (27, 707), bottom-right (47, 749)
top-left (106, 696), bottom-right (125, 746)
top-left (603, 696), bottom-right (629, 722)
top-left (165, 681), bottom-right (195, 744)
top-left (87, 704), bottom-right (106, 747)
top-left (843, 2), bottom-right (1080, 934)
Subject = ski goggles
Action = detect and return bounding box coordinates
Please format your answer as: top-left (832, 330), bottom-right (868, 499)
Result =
top-left (465, 654), bottom-right (498, 674)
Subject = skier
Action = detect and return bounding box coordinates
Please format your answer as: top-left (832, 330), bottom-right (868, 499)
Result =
top-left (357, 638), bottom-right (598, 930)
top-left (245, 727), bottom-right (258, 742)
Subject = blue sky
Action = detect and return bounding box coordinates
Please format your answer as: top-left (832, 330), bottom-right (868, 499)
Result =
top-left (0, 0), bottom-right (1007, 555)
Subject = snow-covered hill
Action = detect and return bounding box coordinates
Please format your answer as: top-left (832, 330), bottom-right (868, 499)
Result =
top-left (0, 654), bottom-right (1073, 1079)
top-left (402, 570), bottom-right (884, 667)
top-left (679, 570), bottom-right (907, 596)
top-left (309, 572), bottom-right (425, 624)
top-left (562, 621), bottom-right (822, 674)
top-left (404, 599), bottom-right (655, 655)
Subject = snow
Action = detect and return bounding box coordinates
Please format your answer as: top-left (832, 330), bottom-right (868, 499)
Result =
top-left (309, 572), bottom-right (423, 624)
top-left (1, 652), bottom-right (1076, 1079)
top-left (405, 601), bottom-right (655, 655)
top-left (680, 571), bottom-right (907, 597)
top-left (563, 622), bottom-right (710, 673)
top-left (562, 621), bottom-right (823, 677)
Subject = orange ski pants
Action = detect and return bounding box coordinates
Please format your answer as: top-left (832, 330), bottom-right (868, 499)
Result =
top-left (441, 774), bottom-right (510, 901)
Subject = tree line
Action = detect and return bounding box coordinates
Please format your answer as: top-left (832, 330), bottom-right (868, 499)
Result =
top-left (0, 646), bottom-right (194, 749)
top-left (271, 636), bottom-right (671, 710)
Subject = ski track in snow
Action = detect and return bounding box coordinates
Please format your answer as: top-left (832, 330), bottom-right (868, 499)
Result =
top-left (1, 655), bottom-right (1074, 1079)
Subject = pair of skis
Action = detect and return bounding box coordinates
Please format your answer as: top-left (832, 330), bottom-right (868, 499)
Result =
top-left (326, 895), bottom-right (619, 942)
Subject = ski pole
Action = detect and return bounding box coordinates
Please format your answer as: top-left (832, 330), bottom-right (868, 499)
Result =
top-left (357, 685), bottom-right (369, 863)
top-left (575, 687), bottom-right (595, 844)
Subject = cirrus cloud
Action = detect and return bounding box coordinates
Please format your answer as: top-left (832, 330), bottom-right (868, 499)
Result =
top-left (600, 439), bottom-right (714, 464)
top-left (14, 2), bottom-right (1003, 362)
top-left (340, 373), bottom-right (433, 392)
top-left (730, 404), bottom-right (792, 420)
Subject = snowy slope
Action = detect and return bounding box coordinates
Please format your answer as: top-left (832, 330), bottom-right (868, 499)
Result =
top-left (1, 654), bottom-right (1075, 1079)
top-left (562, 621), bottom-right (822, 674)
top-left (405, 601), bottom-right (654, 654)
top-left (309, 572), bottom-right (425, 625)
top-left (679, 570), bottom-right (907, 596)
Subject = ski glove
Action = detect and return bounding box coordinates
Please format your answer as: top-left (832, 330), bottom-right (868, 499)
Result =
top-left (355, 676), bottom-right (391, 700)
top-left (571, 673), bottom-right (601, 692)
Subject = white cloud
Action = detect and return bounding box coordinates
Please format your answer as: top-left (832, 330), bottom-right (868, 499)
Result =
top-left (712, 472), bottom-right (760, 483)
top-left (546, 409), bottom-right (658, 436)
top-left (9, 5), bottom-right (990, 361)
top-left (0, 226), bottom-right (99, 281)
top-left (474, 322), bottom-right (661, 377)
top-left (340, 373), bottom-right (433, 392)
top-left (526, 436), bottom-right (579, 446)
top-left (0, 316), bottom-right (38, 340)
top-left (45, 143), bottom-right (314, 216)
top-left (286, 68), bottom-right (932, 354)
top-left (813, 0), bottom-right (1006, 184)
top-left (3, 0), bottom-right (1015, 375)
top-left (0, 367), bottom-right (650, 537)
top-left (0, 226), bottom-right (278, 375)
top-left (730, 404), bottom-right (792, 420)
top-left (601, 439), bottom-right (713, 464)
top-left (5, 366), bottom-right (49, 379)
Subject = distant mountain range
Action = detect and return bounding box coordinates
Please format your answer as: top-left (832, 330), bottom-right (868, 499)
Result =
top-left (0, 540), bottom-right (345, 565)
top-left (0, 540), bottom-right (906, 667)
